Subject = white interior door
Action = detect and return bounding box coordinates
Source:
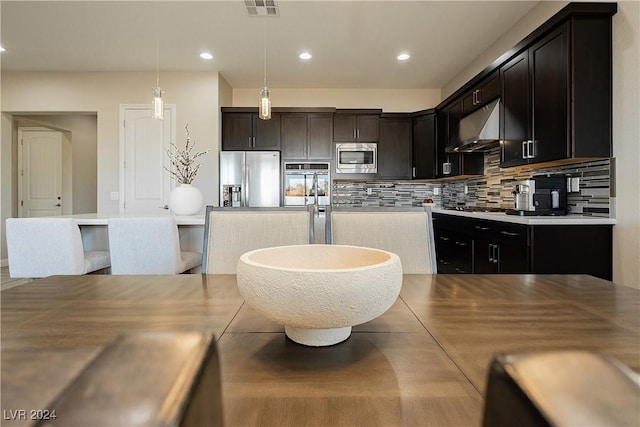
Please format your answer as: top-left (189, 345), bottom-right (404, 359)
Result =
top-left (18, 129), bottom-right (63, 217)
top-left (121, 106), bottom-right (174, 214)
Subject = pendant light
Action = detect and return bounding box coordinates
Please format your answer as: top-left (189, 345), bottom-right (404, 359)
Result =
top-left (259, 21), bottom-right (271, 120)
top-left (152, 2), bottom-right (164, 120)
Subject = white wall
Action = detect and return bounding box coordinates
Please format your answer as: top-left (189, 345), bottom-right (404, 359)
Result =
top-left (1, 71), bottom-right (221, 216)
top-left (611, 1), bottom-right (640, 289)
top-left (232, 88), bottom-right (441, 112)
top-left (443, 1), bottom-right (639, 288)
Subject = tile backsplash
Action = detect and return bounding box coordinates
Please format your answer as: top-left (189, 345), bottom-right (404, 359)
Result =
top-left (333, 148), bottom-right (612, 217)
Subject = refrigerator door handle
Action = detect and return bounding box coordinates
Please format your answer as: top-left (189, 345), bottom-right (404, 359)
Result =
top-left (244, 166), bottom-right (250, 207)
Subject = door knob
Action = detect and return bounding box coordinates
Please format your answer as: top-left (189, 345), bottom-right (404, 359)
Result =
top-left (54, 203), bottom-right (61, 207)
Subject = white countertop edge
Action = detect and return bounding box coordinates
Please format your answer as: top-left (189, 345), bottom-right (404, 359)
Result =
top-left (430, 208), bottom-right (616, 225)
top-left (57, 212), bottom-right (206, 226)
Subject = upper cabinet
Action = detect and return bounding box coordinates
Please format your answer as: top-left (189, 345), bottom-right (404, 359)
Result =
top-left (461, 71), bottom-right (500, 114)
top-left (222, 112), bottom-right (281, 151)
top-left (377, 115), bottom-right (412, 179)
top-left (411, 112), bottom-right (436, 179)
top-left (500, 16), bottom-right (613, 167)
top-left (500, 24), bottom-right (570, 167)
top-left (333, 112), bottom-right (380, 142)
top-left (281, 113), bottom-right (333, 160)
top-left (434, 3), bottom-right (615, 171)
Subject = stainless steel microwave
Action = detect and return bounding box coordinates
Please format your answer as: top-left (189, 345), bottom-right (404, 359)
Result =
top-left (335, 143), bottom-right (377, 174)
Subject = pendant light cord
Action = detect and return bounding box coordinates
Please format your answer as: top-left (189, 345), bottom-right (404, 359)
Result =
top-left (263, 21), bottom-right (267, 88)
top-left (155, 1), bottom-right (160, 87)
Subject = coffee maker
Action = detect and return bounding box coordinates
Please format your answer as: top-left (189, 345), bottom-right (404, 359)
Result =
top-left (507, 175), bottom-right (567, 216)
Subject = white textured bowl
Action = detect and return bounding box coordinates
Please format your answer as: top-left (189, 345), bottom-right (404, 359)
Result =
top-left (236, 244), bottom-right (402, 346)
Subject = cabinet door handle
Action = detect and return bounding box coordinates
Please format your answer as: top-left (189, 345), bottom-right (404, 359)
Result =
top-left (494, 245), bottom-right (500, 265)
top-left (249, 137), bottom-right (253, 147)
top-left (500, 230), bottom-right (520, 236)
top-left (528, 140), bottom-right (535, 159)
top-left (356, 128), bottom-right (360, 139)
top-left (522, 140), bottom-right (527, 159)
top-left (412, 167), bottom-right (416, 178)
top-left (443, 162), bottom-right (451, 175)
top-left (488, 244), bottom-right (494, 263)
top-left (476, 89), bottom-right (481, 104)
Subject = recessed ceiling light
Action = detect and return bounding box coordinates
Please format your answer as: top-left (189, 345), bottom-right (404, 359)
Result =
top-left (397, 53), bottom-right (410, 61)
top-left (200, 52), bottom-right (213, 60)
top-left (299, 52), bottom-right (312, 60)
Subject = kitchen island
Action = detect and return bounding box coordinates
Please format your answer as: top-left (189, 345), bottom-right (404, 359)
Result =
top-left (1, 273), bottom-right (638, 426)
top-left (55, 212), bottom-right (206, 252)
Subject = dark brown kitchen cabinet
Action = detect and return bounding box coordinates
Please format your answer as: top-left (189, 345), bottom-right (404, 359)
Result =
top-left (377, 116), bottom-right (412, 179)
top-left (281, 113), bottom-right (332, 160)
top-left (333, 113), bottom-right (379, 142)
top-left (433, 224), bottom-right (473, 274)
top-left (500, 17), bottom-right (612, 167)
top-left (461, 70), bottom-right (500, 114)
top-left (472, 221), bottom-right (529, 274)
top-left (433, 214), bottom-right (528, 274)
top-left (435, 102), bottom-right (483, 178)
top-left (433, 213), bottom-right (612, 280)
top-left (222, 112), bottom-right (281, 150)
top-left (411, 112), bottom-right (436, 179)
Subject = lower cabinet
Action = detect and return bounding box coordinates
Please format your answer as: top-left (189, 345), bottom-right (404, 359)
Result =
top-left (435, 228), bottom-right (472, 274)
top-left (471, 222), bottom-right (529, 274)
top-left (433, 213), bottom-right (612, 280)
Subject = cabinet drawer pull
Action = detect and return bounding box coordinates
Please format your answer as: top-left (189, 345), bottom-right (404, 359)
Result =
top-left (455, 241), bottom-right (468, 246)
top-left (474, 225), bottom-right (490, 231)
top-left (439, 236), bottom-right (450, 241)
top-left (500, 231), bottom-right (520, 236)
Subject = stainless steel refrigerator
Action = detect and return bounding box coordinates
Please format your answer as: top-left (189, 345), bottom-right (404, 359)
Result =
top-left (220, 151), bottom-right (281, 207)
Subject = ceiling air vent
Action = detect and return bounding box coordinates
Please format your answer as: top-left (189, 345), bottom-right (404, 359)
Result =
top-left (245, 0), bottom-right (279, 16)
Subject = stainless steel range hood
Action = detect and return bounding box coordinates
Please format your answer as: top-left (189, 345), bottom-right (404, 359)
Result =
top-left (446, 99), bottom-right (500, 153)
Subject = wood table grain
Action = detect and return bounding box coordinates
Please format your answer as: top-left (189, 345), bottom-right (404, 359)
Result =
top-left (2, 274), bottom-right (638, 426)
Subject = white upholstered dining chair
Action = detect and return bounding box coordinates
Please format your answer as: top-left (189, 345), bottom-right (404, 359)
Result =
top-left (108, 217), bottom-right (201, 275)
top-left (201, 206), bottom-right (313, 274)
top-left (5, 217), bottom-right (111, 278)
top-left (328, 207), bottom-right (437, 274)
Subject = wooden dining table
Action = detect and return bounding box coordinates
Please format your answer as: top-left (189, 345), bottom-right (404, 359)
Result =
top-left (1, 273), bottom-right (638, 426)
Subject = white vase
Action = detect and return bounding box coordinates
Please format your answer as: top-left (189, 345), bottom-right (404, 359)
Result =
top-left (169, 184), bottom-right (203, 215)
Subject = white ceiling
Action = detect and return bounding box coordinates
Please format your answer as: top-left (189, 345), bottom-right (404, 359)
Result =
top-left (0, 1), bottom-right (540, 89)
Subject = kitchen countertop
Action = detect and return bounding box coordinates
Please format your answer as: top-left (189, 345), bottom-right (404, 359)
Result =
top-left (57, 208), bottom-right (616, 226)
top-left (431, 208), bottom-right (617, 225)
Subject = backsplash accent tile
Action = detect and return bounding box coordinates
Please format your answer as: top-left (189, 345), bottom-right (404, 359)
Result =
top-left (333, 181), bottom-right (443, 208)
top-left (333, 148), bottom-right (612, 217)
